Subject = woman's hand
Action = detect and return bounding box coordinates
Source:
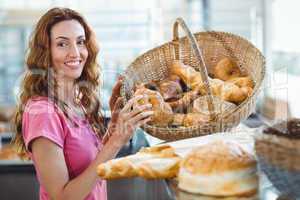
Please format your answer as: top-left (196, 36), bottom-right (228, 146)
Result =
top-left (103, 95), bottom-right (153, 148)
top-left (109, 75), bottom-right (123, 112)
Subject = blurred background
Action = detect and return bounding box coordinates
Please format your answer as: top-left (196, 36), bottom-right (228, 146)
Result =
top-left (0, 0), bottom-right (299, 118)
top-left (0, 0), bottom-right (299, 199)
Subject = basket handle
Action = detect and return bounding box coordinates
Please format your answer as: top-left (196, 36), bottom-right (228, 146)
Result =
top-left (172, 17), bottom-right (216, 120)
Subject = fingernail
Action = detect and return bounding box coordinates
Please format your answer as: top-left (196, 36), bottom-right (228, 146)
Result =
top-left (118, 74), bottom-right (124, 80)
top-left (149, 111), bottom-right (154, 115)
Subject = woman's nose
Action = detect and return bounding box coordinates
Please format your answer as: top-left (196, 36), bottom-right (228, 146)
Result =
top-left (68, 44), bottom-right (80, 57)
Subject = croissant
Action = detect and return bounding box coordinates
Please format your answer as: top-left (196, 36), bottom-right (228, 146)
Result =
top-left (170, 60), bottom-right (203, 90)
top-left (97, 145), bottom-right (181, 179)
top-left (134, 84), bottom-right (174, 126)
top-left (198, 79), bottom-right (251, 104)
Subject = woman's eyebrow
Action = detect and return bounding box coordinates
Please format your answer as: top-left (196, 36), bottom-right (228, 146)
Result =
top-left (55, 35), bottom-right (85, 40)
top-left (77, 35), bottom-right (85, 39)
top-left (55, 36), bottom-right (69, 40)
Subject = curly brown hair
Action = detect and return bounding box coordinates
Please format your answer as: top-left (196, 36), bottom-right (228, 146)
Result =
top-left (13, 7), bottom-right (106, 159)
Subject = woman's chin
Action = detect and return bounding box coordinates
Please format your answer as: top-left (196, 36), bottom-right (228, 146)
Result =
top-left (61, 73), bottom-right (82, 82)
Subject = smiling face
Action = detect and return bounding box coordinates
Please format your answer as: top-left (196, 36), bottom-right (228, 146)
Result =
top-left (50, 19), bottom-right (88, 82)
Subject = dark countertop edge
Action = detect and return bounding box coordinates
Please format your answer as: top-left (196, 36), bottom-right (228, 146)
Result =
top-left (0, 159), bottom-right (33, 166)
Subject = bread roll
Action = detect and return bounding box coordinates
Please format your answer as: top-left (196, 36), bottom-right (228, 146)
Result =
top-left (178, 140), bottom-right (258, 196)
top-left (157, 75), bottom-right (183, 101)
top-left (214, 58), bottom-right (241, 81)
top-left (227, 76), bottom-right (254, 89)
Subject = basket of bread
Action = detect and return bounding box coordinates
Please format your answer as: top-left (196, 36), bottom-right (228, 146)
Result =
top-left (255, 118), bottom-right (300, 199)
top-left (120, 17), bottom-right (265, 141)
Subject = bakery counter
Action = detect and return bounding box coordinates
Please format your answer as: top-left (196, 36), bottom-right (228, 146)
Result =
top-left (106, 171), bottom-right (282, 200)
top-left (0, 159), bottom-right (39, 200)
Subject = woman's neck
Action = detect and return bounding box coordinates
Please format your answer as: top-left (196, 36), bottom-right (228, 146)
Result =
top-left (57, 78), bottom-right (76, 106)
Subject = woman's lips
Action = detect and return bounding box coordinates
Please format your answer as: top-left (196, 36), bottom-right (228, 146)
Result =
top-left (64, 60), bottom-right (82, 69)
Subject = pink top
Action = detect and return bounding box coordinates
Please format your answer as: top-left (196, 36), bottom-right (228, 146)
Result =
top-left (22, 96), bottom-right (107, 200)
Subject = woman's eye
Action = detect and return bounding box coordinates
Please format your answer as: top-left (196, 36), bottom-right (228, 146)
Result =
top-left (77, 40), bottom-right (86, 46)
top-left (57, 42), bottom-right (68, 47)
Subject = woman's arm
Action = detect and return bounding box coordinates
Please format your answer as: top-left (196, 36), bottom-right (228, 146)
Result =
top-left (31, 136), bottom-right (122, 200)
top-left (31, 95), bottom-right (153, 200)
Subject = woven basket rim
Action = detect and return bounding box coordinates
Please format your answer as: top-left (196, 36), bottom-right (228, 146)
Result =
top-left (120, 30), bottom-right (265, 133)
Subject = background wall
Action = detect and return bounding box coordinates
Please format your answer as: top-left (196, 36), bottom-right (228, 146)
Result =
top-left (0, 0), bottom-right (264, 110)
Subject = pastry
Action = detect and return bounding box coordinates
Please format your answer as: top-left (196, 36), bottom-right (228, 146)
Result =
top-left (199, 79), bottom-right (250, 104)
top-left (213, 58), bottom-right (241, 81)
top-left (168, 89), bottom-right (200, 113)
top-left (133, 84), bottom-right (174, 126)
top-left (157, 75), bottom-right (183, 102)
top-left (227, 76), bottom-right (254, 89)
top-left (170, 60), bottom-right (203, 90)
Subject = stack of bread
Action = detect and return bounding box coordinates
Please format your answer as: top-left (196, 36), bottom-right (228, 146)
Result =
top-left (131, 57), bottom-right (254, 128)
top-left (97, 140), bottom-right (258, 198)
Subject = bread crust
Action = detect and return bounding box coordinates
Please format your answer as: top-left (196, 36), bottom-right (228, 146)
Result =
top-left (97, 145), bottom-right (181, 179)
top-left (178, 140), bottom-right (258, 196)
top-left (181, 141), bottom-right (256, 174)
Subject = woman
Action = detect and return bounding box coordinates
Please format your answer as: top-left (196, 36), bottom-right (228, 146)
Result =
top-left (13, 7), bottom-right (153, 200)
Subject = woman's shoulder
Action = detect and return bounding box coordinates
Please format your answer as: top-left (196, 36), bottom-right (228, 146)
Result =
top-left (24, 96), bottom-right (58, 115)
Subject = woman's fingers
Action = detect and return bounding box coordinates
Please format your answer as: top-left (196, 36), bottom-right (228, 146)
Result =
top-left (111, 97), bottom-right (123, 123)
top-left (113, 97), bottom-right (123, 111)
top-left (135, 117), bottom-right (152, 128)
top-left (128, 104), bottom-right (152, 118)
top-left (109, 77), bottom-right (124, 110)
top-left (122, 95), bottom-right (144, 112)
top-left (128, 111), bottom-right (154, 125)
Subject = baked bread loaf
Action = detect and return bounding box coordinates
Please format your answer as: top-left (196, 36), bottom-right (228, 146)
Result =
top-left (178, 140), bottom-right (258, 196)
top-left (97, 145), bottom-right (181, 179)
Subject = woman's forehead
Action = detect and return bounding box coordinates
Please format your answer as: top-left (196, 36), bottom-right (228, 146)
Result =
top-left (50, 20), bottom-right (86, 40)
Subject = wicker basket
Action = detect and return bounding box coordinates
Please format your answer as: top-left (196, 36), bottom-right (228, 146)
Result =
top-left (120, 18), bottom-right (265, 141)
top-left (255, 133), bottom-right (300, 199)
